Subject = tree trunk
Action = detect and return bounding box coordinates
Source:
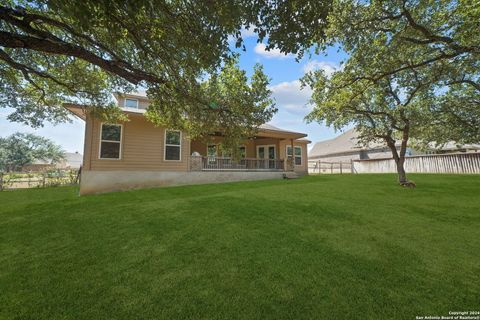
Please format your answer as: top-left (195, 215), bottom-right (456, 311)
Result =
top-left (396, 155), bottom-right (408, 184)
top-left (385, 129), bottom-right (416, 188)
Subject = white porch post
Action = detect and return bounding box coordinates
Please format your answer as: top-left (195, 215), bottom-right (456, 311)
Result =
top-left (290, 139), bottom-right (295, 171)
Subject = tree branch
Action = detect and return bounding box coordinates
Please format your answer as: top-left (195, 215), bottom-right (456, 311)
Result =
top-left (0, 48), bottom-right (97, 96)
top-left (446, 78), bottom-right (480, 92)
top-left (0, 5), bottom-right (166, 85)
top-left (401, 4), bottom-right (480, 54)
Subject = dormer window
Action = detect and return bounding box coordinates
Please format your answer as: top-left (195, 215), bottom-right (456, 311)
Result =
top-left (124, 98), bottom-right (139, 109)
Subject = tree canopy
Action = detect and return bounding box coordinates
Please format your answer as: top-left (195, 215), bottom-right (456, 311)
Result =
top-left (0, 132), bottom-right (65, 172)
top-left (0, 0), bottom-right (330, 139)
top-left (313, 0), bottom-right (480, 145)
top-left (294, 0), bottom-right (479, 185)
top-left (146, 58), bottom-right (277, 148)
top-left (303, 63), bottom-right (436, 185)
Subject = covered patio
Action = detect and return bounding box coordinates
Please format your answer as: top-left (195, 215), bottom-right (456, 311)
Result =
top-left (189, 124), bottom-right (310, 172)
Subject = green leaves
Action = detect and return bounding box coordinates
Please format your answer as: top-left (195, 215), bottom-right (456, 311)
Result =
top-left (2, 1), bottom-right (313, 143)
top-left (304, 0), bottom-right (480, 147)
top-left (145, 58), bottom-right (277, 149)
top-left (0, 1), bottom-right (245, 125)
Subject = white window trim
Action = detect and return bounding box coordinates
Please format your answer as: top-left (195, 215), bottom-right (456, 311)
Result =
top-left (99, 123), bottom-right (123, 160)
top-left (124, 98), bottom-right (139, 109)
top-left (164, 129), bottom-right (182, 161)
top-left (286, 145), bottom-right (302, 166)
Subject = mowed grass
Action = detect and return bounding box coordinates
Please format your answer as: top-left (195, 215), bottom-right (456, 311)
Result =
top-left (0, 175), bottom-right (479, 320)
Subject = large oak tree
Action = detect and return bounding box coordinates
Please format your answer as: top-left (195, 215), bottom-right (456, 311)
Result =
top-left (269, 0), bottom-right (479, 185)
top-left (0, 0), bottom-right (330, 141)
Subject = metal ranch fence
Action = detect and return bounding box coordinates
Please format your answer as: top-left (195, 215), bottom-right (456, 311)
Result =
top-left (308, 160), bottom-right (353, 174)
top-left (0, 169), bottom-right (80, 191)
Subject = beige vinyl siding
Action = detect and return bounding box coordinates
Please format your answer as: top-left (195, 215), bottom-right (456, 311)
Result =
top-left (244, 140), bottom-right (256, 158)
top-left (279, 140), bottom-right (309, 173)
top-left (86, 114), bottom-right (189, 171)
top-left (81, 111), bottom-right (308, 173)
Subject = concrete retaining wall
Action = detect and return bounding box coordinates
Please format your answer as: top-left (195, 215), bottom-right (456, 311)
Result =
top-left (80, 170), bottom-right (286, 195)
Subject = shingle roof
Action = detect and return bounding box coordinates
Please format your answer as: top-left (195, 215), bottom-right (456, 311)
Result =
top-left (309, 129), bottom-right (362, 158)
top-left (31, 152), bottom-right (83, 167)
top-left (309, 128), bottom-right (480, 158)
top-left (65, 152), bottom-right (83, 168)
top-left (259, 123), bottom-right (301, 133)
top-left (259, 123), bottom-right (283, 131)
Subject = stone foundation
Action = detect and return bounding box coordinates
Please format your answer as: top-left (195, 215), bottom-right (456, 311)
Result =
top-left (79, 170), bottom-right (287, 195)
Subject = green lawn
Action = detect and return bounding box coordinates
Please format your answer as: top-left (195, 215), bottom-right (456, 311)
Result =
top-left (1, 175), bottom-right (479, 320)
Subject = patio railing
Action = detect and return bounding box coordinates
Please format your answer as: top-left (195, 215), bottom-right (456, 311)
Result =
top-left (190, 156), bottom-right (285, 171)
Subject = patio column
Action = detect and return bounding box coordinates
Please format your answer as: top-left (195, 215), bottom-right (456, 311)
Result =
top-left (290, 139), bottom-right (295, 171)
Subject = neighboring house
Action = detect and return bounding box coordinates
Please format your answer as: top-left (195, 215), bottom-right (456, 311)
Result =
top-left (63, 152), bottom-right (83, 169)
top-left (22, 152), bottom-right (83, 172)
top-left (309, 128), bottom-right (480, 163)
top-left (21, 160), bottom-right (56, 172)
top-left (64, 92), bottom-right (310, 195)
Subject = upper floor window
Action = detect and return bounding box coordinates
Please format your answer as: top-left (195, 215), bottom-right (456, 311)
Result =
top-left (100, 124), bottom-right (122, 159)
top-left (124, 98), bottom-right (139, 109)
top-left (165, 130), bottom-right (181, 161)
top-left (286, 145), bottom-right (302, 165)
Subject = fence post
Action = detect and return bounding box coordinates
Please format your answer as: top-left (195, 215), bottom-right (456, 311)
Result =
top-left (350, 159), bottom-right (354, 174)
top-left (340, 162), bottom-right (343, 174)
top-left (0, 172), bottom-right (3, 191)
top-left (42, 173), bottom-right (46, 188)
top-left (331, 163), bottom-right (333, 174)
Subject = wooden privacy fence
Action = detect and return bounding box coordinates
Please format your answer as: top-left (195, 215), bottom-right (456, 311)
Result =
top-left (0, 169), bottom-right (80, 190)
top-left (353, 153), bottom-right (480, 174)
top-left (308, 160), bottom-right (353, 174)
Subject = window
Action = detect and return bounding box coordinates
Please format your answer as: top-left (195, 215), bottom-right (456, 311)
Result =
top-left (286, 145), bottom-right (302, 165)
top-left (124, 98), bottom-right (139, 108)
top-left (239, 145), bottom-right (246, 158)
top-left (164, 130), bottom-right (181, 161)
top-left (207, 145), bottom-right (217, 157)
top-left (207, 144), bottom-right (217, 163)
top-left (100, 124), bottom-right (122, 159)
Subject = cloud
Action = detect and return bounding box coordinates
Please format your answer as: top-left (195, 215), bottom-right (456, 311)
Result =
top-left (302, 60), bottom-right (340, 77)
top-left (269, 80), bottom-right (312, 115)
top-left (227, 26), bottom-right (257, 45)
top-left (240, 26), bottom-right (256, 38)
top-left (254, 43), bottom-right (294, 59)
top-left (0, 109), bottom-right (11, 117)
